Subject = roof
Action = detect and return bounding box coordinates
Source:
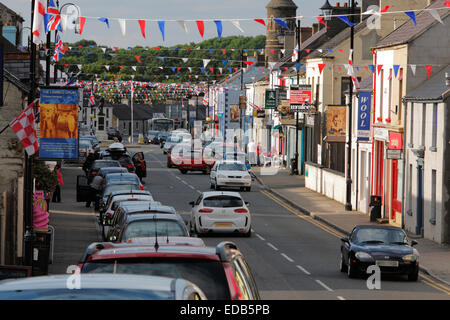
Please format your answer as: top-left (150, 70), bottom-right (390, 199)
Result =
top-left (201, 191), bottom-right (243, 198)
top-left (375, 0), bottom-right (450, 49)
top-left (403, 66), bottom-right (450, 101)
top-left (108, 190), bottom-right (151, 197)
top-left (3, 68), bottom-right (30, 94)
top-left (125, 237), bottom-right (206, 247)
top-left (126, 213), bottom-right (183, 223)
top-left (112, 104), bottom-right (158, 121)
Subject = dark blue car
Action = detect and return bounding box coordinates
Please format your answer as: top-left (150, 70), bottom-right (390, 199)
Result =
top-left (340, 225), bottom-right (419, 281)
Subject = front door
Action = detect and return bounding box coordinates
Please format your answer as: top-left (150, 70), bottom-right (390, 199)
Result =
top-left (416, 165), bottom-right (424, 236)
top-left (391, 160), bottom-right (402, 225)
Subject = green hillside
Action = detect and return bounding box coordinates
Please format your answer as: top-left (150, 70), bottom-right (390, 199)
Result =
top-left (58, 35), bottom-right (266, 83)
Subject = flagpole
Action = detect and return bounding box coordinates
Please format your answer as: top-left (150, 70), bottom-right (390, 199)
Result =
top-left (23, 0), bottom-right (38, 267)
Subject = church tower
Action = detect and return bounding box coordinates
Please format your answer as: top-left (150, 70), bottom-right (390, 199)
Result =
top-left (265, 0), bottom-right (298, 64)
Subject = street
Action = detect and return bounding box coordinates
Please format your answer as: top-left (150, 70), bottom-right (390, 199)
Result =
top-left (48, 144), bottom-right (450, 300)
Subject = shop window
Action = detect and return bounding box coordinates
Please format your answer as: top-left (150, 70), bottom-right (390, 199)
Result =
top-left (431, 169), bottom-right (436, 224)
top-left (431, 103), bottom-right (437, 151)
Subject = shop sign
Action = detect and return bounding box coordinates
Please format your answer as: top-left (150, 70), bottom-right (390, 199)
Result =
top-left (357, 91), bottom-right (372, 141)
top-left (326, 105), bottom-right (346, 142)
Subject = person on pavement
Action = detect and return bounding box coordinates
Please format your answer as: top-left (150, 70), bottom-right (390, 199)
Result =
top-left (52, 164), bottom-right (63, 203)
top-left (135, 152), bottom-right (146, 184)
top-left (86, 172), bottom-right (103, 210)
top-left (83, 150), bottom-right (96, 176)
top-left (248, 139), bottom-right (256, 166)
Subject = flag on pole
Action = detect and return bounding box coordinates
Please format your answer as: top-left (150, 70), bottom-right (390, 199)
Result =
top-left (9, 100), bottom-right (39, 156)
top-left (347, 49), bottom-right (360, 91)
top-left (32, 0), bottom-right (46, 44)
top-left (88, 93), bottom-right (95, 107)
top-left (44, 0), bottom-right (62, 33)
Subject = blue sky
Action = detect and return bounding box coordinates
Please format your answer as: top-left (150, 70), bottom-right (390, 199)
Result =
top-left (4, 0), bottom-right (321, 47)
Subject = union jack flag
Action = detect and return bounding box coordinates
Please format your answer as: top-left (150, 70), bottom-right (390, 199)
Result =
top-left (88, 93), bottom-right (95, 107)
top-left (44, 0), bottom-right (62, 33)
top-left (52, 34), bottom-right (66, 62)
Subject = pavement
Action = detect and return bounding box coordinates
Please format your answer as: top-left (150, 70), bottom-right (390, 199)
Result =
top-left (252, 166), bottom-right (450, 287)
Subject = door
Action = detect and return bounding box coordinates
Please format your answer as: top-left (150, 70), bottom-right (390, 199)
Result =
top-left (391, 160), bottom-right (402, 224)
top-left (416, 165), bottom-right (424, 236)
top-left (76, 175), bottom-right (91, 202)
top-left (359, 151), bottom-right (368, 213)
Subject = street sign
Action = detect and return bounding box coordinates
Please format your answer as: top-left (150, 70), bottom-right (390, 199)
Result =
top-left (265, 89), bottom-right (277, 109)
top-left (386, 149), bottom-right (402, 160)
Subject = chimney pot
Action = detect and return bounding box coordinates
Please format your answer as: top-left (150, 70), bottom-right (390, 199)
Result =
top-left (344, 2), bottom-right (348, 7)
top-left (336, 2), bottom-right (340, 7)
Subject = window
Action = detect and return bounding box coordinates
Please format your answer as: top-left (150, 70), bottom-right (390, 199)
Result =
top-left (388, 69), bottom-right (392, 120)
top-left (431, 169), bottom-right (436, 224)
top-left (203, 196), bottom-right (243, 208)
top-left (398, 68), bottom-right (403, 123)
top-left (431, 103), bottom-right (438, 150)
top-left (409, 103), bottom-right (414, 146)
top-left (421, 103), bottom-right (426, 146)
top-left (106, 108), bottom-right (109, 118)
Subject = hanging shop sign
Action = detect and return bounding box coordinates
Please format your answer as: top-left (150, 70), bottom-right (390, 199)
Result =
top-left (265, 89), bottom-right (277, 109)
top-left (357, 91), bottom-right (372, 141)
top-left (325, 105), bottom-right (346, 142)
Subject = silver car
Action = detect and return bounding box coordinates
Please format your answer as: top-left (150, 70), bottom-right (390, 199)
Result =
top-left (0, 274), bottom-right (207, 300)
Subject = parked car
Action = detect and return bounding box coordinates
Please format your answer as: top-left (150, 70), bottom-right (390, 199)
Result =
top-left (189, 191), bottom-right (251, 237)
top-left (86, 160), bottom-right (121, 182)
top-left (107, 127), bottom-right (122, 141)
top-left (101, 195), bottom-right (156, 241)
top-left (103, 172), bottom-right (142, 189)
top-left (106, 213), bottom-right (189, 243)
top-left (98, 167), bottom-right (128, 179)
top-left (0, 274), bottom-right (207, 300)
top-left (210, 160), bottom-right (252, 191)
top-left (339, 225), bottom-right (419, 281)
top-left (79, 241), bottom-right (260, 300)
top-left (100, 190), bottom-right (153, 215)
top-left (99, 183), bottom-right (143, 208)
top-left (80, 135), bottom-right (100, 152)
top-left (145, 130), bottom-right (160, 144)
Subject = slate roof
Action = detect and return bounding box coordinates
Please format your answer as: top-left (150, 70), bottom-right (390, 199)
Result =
top-left (403, 65), bottom-right (450, 101)
top-left (374, 0), bottom-right (450, 49)
top-left (112, 104), bottom-right (159, 121)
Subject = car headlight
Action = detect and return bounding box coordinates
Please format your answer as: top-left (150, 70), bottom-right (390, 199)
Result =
top-left (402, 254), bottom-right (419, 262)
top-left (217, 174), bottom-right (227, 179)
top-left (355, 251), bottom-right (373, 261)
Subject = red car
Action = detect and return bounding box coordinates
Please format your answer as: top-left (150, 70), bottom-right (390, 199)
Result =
top-left (78, 241), bottom-right (260, 300)
top-left (167, 143), bottom-right (191, 168)
top-left (175, 150), bottom-right (213, 174)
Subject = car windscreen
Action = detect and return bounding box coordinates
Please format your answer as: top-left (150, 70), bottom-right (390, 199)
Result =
top-left (203, 196), bottom-right (243, 208)
top-left (104, 184), bottom-right (139, 196)
top-left (94, 161), bottom-right (121, 169)
top-left (106, 176), bottom-right (138, 185)
top-left (82, 258), bottom-right (230, 300)
top-left (123, 220), bottom-right (187, 241)
top-left (0, 289), bottom-right (173, 300)
top-left (352, 228), bottom-right (408, 245)
top-left (218, 163), bottom-right (247, 171)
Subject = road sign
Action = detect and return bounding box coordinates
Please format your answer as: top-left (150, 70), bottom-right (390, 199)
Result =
top-left (265, 89), bottom-right (276, 109)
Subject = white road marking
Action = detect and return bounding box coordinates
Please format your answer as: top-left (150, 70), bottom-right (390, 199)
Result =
top-left (337, 296), bottom-right (346, 300)
top-left (267, 242), bottom-right (278, 251)
top-left (315, 280), bottom-right (333, 292)
top-left (281, 253), bottom-right (294, 263)
top-left (255, 233), bottom-right (266, 241)
top-left (296, 265), bottom-right (311, 275)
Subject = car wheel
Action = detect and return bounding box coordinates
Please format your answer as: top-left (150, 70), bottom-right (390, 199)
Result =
top-left (339, 251), bottom-right (347, 272)
top-left (210, 182), bottom-right (214, 189)
top-left (246, 187), bottom-right (251, 192)
top-left (205, 166), bottom-right (211, 175)
top-left (214, 179), bottom-right (220, 191)
top-left (180, 169), bottom-right (187, 174)
top-left (408, 267), bottom-right (419, 281)
top-left (243, 228), bottom-right (252, 237)
top-left (347, 256), bottom-right (357, 278)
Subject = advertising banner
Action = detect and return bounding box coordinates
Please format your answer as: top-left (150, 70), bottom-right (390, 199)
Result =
top-left (357, 91), bottom-right (372, 141)
top-left (230, 105), bottom-right (240, 122)
top-left (39, 87), bottom-right (79, 159)
top-left (290, 85), bottom-right (312, 112)
top-left (326, 106), bottom-right (347, 142)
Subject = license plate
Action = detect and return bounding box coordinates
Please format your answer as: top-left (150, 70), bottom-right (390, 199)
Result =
top-left (376, 260), bottom-right (399, 267)
top-left (215, 222), bottom-right (232, 227)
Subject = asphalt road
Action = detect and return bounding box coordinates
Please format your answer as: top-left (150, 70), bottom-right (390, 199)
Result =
top-left (48, 143), bottom-right (450, 300)
top-left (141, 144), bottom-right (450, 300)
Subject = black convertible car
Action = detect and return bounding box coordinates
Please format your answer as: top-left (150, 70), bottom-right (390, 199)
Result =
top-left (339, 225), bottom-right (419, 281)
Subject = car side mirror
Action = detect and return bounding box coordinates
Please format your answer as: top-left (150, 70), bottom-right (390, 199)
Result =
top-left (340, 237), bottom-right (349, 243)
top-left (411, 240), bottom-right (418, 247)
top-left (189, 201), bottom-right (195, 207)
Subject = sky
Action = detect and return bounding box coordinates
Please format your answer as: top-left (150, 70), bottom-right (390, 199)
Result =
top-left (3, 0), bottom-right (321, 48)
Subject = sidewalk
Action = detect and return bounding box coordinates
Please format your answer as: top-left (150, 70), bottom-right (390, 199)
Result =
top-left (253, 167), bottom-right (450, 286)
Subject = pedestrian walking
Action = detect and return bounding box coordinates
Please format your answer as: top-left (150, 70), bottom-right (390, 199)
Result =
top-left (247, 139), bottom-right (256, 165)
top-left (52, 164), bottom-right (63, 203)
top-left (256, 143), bottom-right (262, 166)
top-left (135, 152), bottom-right (146, 184)
top-left (86, 172), bottom-right (103, 211)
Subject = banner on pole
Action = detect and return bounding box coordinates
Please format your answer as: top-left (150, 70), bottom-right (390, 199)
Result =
top-left (39, 87), bottom-right (79, 159)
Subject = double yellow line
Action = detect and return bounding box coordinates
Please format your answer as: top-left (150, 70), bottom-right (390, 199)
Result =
top-left (260, 189), bottom-right (345, 239)
top-left (260, 189), bottom-right (450, 296)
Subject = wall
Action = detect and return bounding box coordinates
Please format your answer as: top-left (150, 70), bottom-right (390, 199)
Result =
top-left (306, 163), bottom-right (347, 205)
top-left (0, 78), bottom-right (26, 264)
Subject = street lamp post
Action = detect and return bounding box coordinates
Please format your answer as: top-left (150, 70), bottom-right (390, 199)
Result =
top-left (345, 0), bottom-right (355, 211)
top-left (293, 19), bottom-right (301, 175)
